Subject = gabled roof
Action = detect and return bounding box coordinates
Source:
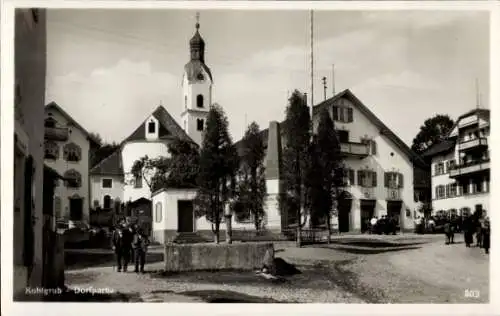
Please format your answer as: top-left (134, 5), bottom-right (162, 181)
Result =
top-left (45, 101), bottom-right (99, 146)
top-left (446, 108), bottom-right (490, 138)
top-left (90, 150), bottom-right (124, 176)
top-left (121, 105), bottom-right (193, 144)
top-left (314, 89), bottom-right (427, 168)
top-left (237, 89), bottom-right (426, 168)
top-left (420, 138), bottom-right (456, 158)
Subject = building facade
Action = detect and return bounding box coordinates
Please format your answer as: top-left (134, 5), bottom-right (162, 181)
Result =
top-left (13, 8), bottom-right (63, 298)
top-left (422, 109), bottom-right (490, 217)
top-left (90, 150), bottom-right (124, 210)
top-left (43, 102), bottom-right (95, 224)
top-left (238, 90), bottom-right (425, 234)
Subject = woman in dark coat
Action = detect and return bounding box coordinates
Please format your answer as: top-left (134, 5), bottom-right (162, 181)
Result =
top-left (463, 215), bottom-right (474, 247)
top-left (482, 217), bottom-right (490, 254)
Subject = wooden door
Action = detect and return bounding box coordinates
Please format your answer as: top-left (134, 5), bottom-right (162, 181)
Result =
top-left (177, 200), bottom-right (194, 233)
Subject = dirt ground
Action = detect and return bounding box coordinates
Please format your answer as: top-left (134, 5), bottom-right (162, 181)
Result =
top-left (63, 233), bottom-right (489, 303)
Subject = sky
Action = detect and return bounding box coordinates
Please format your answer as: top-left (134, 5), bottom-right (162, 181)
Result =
top-left (45, 9), bottom-right (490, 145)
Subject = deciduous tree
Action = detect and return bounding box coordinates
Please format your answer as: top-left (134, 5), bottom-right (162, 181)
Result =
top-left (411, 114), bottom-right (454, 155)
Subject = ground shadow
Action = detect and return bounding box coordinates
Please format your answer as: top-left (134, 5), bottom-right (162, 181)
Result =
top-left (172, 290), bottom-right (286, 303)
top-left (65, 252), bottom-right (164, 271)
top-left (325, 245), bottom-right (422, 255)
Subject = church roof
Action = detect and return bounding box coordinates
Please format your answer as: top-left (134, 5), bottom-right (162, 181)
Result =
top-left (90, 149), bottom-right (124, 176)
top-left (122, 105), bottom-right (193, 144)
top-left (184, 60), bottom-right (213, 82)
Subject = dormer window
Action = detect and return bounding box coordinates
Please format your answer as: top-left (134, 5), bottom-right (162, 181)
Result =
top-left (45, 117), bottom-right (57, 128)
top-left (148, 121), bottom-right (156, 134)
top-left (184, 95), bottom-right (187, 110)
top-left (197, 94), bottom-right (204, 108)
top-left (197, 73), bottom-right (204, 81)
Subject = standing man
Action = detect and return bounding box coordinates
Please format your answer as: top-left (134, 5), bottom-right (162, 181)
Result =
top-left (482, 216), bottom-right (490, 254)
top-left (133, 228), bottom-right (150, 273)
top-left (111, 224), bottom-right (125, 272)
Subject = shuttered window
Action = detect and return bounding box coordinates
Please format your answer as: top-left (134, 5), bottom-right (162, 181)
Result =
top-left (358, 170), bottom-right (376, 188)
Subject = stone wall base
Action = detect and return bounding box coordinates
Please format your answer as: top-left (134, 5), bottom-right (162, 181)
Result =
top-left (164, 242), bottom-right (274, 272)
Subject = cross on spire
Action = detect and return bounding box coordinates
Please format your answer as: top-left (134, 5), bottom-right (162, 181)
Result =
top-left (196, 12), bottom-right (200, 30)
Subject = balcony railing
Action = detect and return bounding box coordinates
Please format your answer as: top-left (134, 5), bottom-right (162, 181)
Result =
top-left (449, 159), bottom-right (490, 178)
top-left (340, 142), bottom-right (370, 157)
top-left (458, 137), bottom-right (488, 151)
top-left (386, 188), bottom-right (402, 201)
top-left (45, 127), bottom-right (69, 141)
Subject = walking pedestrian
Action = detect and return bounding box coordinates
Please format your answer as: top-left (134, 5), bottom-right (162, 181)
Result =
top-left (133, 228), bottom-right (150, 273)
top-left (482, 217), bottom-right (490, 254)
top-left (463, 215), bottom-right (473, 248)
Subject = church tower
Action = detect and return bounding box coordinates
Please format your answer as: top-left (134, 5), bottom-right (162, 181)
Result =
top-left (181, 13), bottom-right (213, 146)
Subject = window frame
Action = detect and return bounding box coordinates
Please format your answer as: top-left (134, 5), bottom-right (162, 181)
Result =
top-left (44, 141), bottom-right (59, 160)
top-left (101, 178), bottom-right (113, 189)
top-left (155, 202), bottom-right (163, 223)
top-left (148, 121), bottom-right (156, 134)
top-left (196, 94), bottom-right (204, 108)
top-left (63, 142), bottom-right (82, 163)
top-left (196, 118), bottom-right (204, 131)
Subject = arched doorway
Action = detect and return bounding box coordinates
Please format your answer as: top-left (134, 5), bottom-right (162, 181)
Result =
top-left (338, 190), bottom-right (352, 233)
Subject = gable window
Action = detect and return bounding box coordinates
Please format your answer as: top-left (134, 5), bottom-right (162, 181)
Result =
top-left (434, 162), bottom-right (444, 176)
top-left (370, 140), bottom-right (377, 155)
top-left (384, 172), bottom-right (403, 189)
top-left (64, 169), bottom-right (82, 188)
top-left (197, 94), bottom-right (204, 108)
top-left (197, 119), bottom-right (204, 131)
top-left (337, 130), bottom-right (349, 143)
top-left (184, 95), bottom-right (188, 110)
top-left (148, 121), bottom-right (156, 134)
top-left (357, 170), bottom-right (377, 188)
top-left (45, 117), bottom-right (57, 128)
top-left (102, 178), bottom-right (112, 188)
top-left (155, 202), bottom-right (162, 223)
top-left (44, 141), bottom-right (59, 160)
top-left (134, 175), bottom-right (143, 188)
top-left (63, 142), bottom-right (82, 162)
top-left (332, 106), bottom-right (353, 123)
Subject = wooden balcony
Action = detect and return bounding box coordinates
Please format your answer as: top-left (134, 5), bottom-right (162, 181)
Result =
top-left (458, 137), bottom-right (488, 152)
top-left (449, 159), bottom-right (490, 178)
top-left (45, 127), bottom-right (69, 141)
top-left (340, 142), bottom-right (370, 158)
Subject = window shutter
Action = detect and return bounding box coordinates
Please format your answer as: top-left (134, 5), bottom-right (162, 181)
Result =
top-left (371, 140), bottom-right (377, 155)
top-left (332, 106), bottom-right (338, 120)
top-left (357, 170), bottom-right (363, 187)
top-left (349, 169), bottom-right (355, 186)
top-left (445, 184), bottom-right (450, 198)
top-left (435, 187), bottom-right (439, 199)
top-left (398, 173), bottom-right (404, 188)
top-left (372, 171), bottom-right (377, 187)
top-left (384, 172), bottom-right (389, 188)
top-left (348, 108), bottom-right (353, 122)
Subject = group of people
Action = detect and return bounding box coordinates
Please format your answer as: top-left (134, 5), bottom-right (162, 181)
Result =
top-left (111, 221), bottom-right (150, 273)
top-left (441, 213), bottom-right (490, 254)
top-left (368, 215), bottom-right (399, 235)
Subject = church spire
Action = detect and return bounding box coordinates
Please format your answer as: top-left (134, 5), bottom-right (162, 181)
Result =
top-left (189, 12), bottom-right (205, 63)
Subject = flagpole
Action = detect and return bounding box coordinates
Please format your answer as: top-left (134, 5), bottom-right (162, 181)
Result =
top-left (310, 10), bottom-right (314, 120)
